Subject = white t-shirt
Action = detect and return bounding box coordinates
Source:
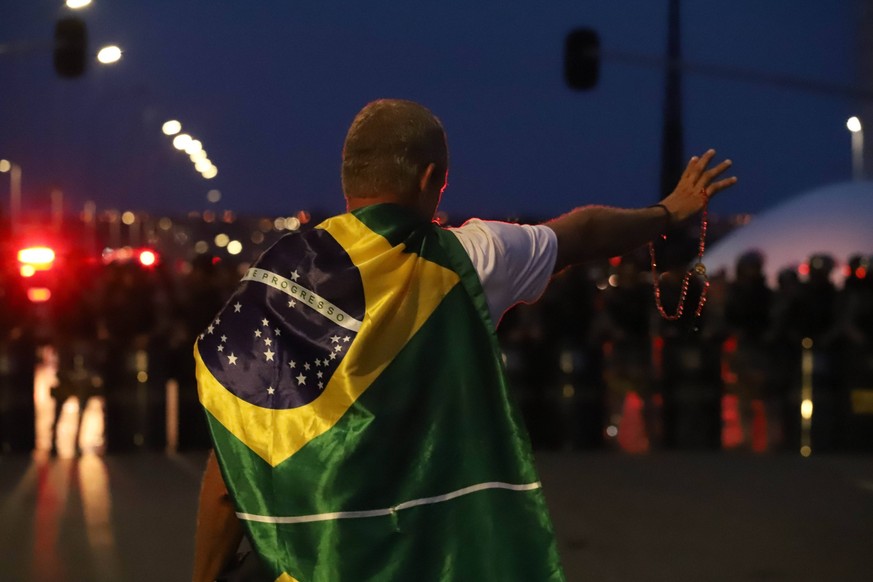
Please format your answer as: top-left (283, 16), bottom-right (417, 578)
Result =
top-left (448, 219), bottom-right (558, 326)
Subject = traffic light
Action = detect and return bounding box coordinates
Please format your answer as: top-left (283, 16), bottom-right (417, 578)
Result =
top-left (564, 28), bottom-right (600, 90)
top-left (54, 17), bottom-right (88, 78)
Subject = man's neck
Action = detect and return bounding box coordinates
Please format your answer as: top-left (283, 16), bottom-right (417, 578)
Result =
top-left (345, 194), bottom-right (408, 213)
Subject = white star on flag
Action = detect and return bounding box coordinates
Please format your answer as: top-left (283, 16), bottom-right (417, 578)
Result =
top-left (334, 345), bottom-right (343, 352)
top-left (254, 329), bottom-right (262, 338)
top-left (343, 336), bottom-right (350, 342)
top-left (304, 362), bottom-right (311, 370)
top-left (234, 302), bottom-right (242, 312)
top-left (331, 335), bottom-right (340, 343)
top-left (217, 345), bottom-right (224, 352)
top-left (207, 324), bottom-right (215, 334)
top-left (274, 329), bottom-right (281, 336)
top-left (290, 270), bottom-right (300, 281)
top-left (228, 353), bottom-right (238, 365)
top-left (267, 386), bottom-right (275, 395)
top-left (220, 335), bottom-right (227, 343)
top-left (264, 349), bottom-right (275, 361)
top-left (288, 300), bottom-right (296, 308)
top-left (296, 373), bottom-right (307, 385)
top-left (261, 318), bottom-right (270, 327)
top-left (264, 338), bottom-right (273, 346)
top-left (289, 361), bottom-right (296, 369)
top-left (329, 352), bottom-right (337, 360)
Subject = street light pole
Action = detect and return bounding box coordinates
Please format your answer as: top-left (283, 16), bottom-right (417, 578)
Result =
top-left (847, 116), bottom-right (864, 181)
top-left (0, 159), bottom-right (22, 232)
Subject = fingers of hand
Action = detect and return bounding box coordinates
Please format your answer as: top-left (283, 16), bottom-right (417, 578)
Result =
top-left (707, 176), bottom-right (739, 197)
top-left (685, 149), bottom-right (716, 180)
top-left (683, 150), bottom-right (735, 198)
top-left (696, 149), bottom-right (717, 172)
top-left (701, 159), bottom-right (732, 184)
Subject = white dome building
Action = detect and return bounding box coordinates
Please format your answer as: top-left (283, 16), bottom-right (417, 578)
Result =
top-left (703, 181), bottom-right (873, 285)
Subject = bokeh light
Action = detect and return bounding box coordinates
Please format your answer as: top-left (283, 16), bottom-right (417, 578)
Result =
top-left (97, 45), bottom-right (122, 64)
top-left (800, 399), bottom-right (814, 420)
top-left (138, 250), bottom-right (157, 266)
top-left (172, 134), bottom-right (193, 150)
top-left (184, 140), bottom-right (203, 155)
top-left (162, 120), bottom-right (182, 136)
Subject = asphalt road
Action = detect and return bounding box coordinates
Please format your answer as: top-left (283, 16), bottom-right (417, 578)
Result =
top-left (1, 451), bottom-right (872, 582)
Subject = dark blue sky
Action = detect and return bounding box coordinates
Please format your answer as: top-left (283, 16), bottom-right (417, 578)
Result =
top-left (0, 1), bottom-right (864, 220)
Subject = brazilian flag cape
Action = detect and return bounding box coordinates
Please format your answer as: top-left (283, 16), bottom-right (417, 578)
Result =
top-left (195, 203), bottom-right (565, 581)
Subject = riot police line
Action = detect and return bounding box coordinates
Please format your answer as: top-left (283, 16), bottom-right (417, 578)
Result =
top-left (2, 250), bottom-right (872, 455)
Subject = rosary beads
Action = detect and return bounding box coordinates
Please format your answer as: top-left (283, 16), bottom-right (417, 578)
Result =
top-left (648, 201), bottom-right (710, 321)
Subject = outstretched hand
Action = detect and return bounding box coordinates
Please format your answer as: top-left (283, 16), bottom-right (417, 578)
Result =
top-left (662, 149), bottom-right (737, 223)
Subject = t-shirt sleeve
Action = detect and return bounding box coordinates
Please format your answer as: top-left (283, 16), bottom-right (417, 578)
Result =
top-left (449, 219), bottom-right (557, 326)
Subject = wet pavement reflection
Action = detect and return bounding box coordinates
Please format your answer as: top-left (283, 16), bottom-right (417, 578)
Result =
top-left (2, 451), bottom-right (873, 582)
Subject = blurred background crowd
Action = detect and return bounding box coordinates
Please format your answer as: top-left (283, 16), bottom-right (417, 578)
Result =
top-left (1, 213), bottom-right (870, 458)
top-left (500, 245), bottom-right (873, 454)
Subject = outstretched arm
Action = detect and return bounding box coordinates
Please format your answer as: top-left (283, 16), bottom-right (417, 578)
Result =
top-left (192, 450), bottom-right (244, 582)
top-left (546, 149), bottom-right (737, 271)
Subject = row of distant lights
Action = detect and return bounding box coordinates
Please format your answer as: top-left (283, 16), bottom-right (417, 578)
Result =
top-left (161, 120), bottom-right (218, 180)
top-left (192, 216), bottom-right (307, 258)
top-left (100, 210), bottom-right (313, 259)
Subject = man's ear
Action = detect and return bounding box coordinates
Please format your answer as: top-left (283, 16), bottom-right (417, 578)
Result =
top-left (419, 163), bottom-right (436, 193)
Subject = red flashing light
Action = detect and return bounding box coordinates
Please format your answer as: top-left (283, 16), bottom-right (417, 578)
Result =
top-left (17, 246), bottom-right (55, 271)
top-left (609, 256), bottom-right (621, 267)
top-left (857, 267), bottom-right (867, 279)
top-left (138, 249), bottom-right (157, 267)
top-left (798, 263), bottom-right (810, 276)
top-left (102, 246), bottom-right (160, 267)
top-left (27, 288), bottom-right (52, 303)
